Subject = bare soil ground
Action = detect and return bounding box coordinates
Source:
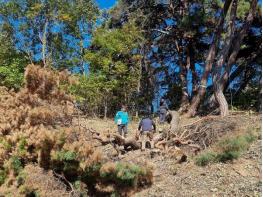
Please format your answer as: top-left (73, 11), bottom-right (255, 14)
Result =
top-left (79, 113), bottom-right (262, 197)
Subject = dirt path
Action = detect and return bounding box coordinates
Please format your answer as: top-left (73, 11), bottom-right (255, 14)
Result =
top-left (79, 114), bottom-right (261, 197)
top-left (133, 138), bottom-right (261, 197)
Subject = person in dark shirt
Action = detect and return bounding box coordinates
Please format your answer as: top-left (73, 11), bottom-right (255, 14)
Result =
top-left (138, 116), bottom-right (156, 132)
top-left (159, 98), bottom-right (168, 124)
top-left (137, 111), bottom-right (156, 150)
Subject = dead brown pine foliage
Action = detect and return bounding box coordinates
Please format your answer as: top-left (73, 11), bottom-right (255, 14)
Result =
top-left (0, 64), bottom-right (153, 196)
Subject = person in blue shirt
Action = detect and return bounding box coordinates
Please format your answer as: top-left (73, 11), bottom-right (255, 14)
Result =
top-left (114, 105), bottom-right (129, 137)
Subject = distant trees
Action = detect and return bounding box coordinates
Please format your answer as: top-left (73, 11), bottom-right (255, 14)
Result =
top-left (0, 0), bottom-right (261, 117)
top-left (0, 0), bottom-right (98, 69)
top-left (108, 0), bottom-right (261, 116)
top-left (0, 25), bottom-right (28, 90)
top-left (71, 22), bottom-right (144, 117)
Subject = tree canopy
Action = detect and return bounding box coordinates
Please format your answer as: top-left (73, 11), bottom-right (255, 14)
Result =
top-left (0, 0), bottom-right (261, 116)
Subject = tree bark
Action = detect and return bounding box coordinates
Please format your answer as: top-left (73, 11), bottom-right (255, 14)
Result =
top-left (187, 0), bottom-right (233, 117)
top-left (104, 99), bottom-right (108, 119)
top-left (179, 57), bottom-right (189, 112)
top-left (220, 0), bottom-right (257, 88)
top-left (40, 20), bottom-right (49, 68)
top-left (207, 0), bottom-right (258, 110)
top-left (213, 0), bottom-right (238, 116)
top-left (207, 51), bottom-right (259, 109)
top-left (188, 42), bottom-right (198, 99)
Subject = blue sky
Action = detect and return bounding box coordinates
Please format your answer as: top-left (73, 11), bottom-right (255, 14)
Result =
top-left (96, 0), bottom-right (117, 9)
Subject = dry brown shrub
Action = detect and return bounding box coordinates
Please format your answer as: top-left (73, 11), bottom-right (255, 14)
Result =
top-left (0, 64), bottom-right (153, 196)
top-left (21, 164), bottom-right (70, 197)
top-left (0, 64), bottom-right (78, 184)
top-left (25, 64), bottom-right (57, 98)
top-left (99, 162), bottom-right (116, 175)
top-left (29, 106), bottom-right (58, 126)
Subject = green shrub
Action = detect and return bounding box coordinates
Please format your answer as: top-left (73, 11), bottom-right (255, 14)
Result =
top-left (244, 132), bottom-right (257, 143)
top-left (215, 151), bottom-right (240, 162)
top-left (100, 162), bottom-right (147, 187)
top-left (10, 156), bottom-right (23, 174)
top-left (0, 138), bottom-right (11, 151)
top-left (17, 137), bottom-right (27, 156)
top-left (0, 63), bottom-right (25, 90)
top-left (16, 171), bottom-right (27, 186)
top-left (52, 150), bottom-right (79, 174)
top-left (195, 152), bottom-right (216, 166)
top-left (115, 163), bottom-right (142, 186)
top-left (196, 132), bottom-right (257, 166)
top-left (54, 150), bottom-right (77, 161)
top-left (0, 169), bottom-right (7, 185)
top-left (219, 137), bottom-right (247, 153)
top-left (83, 163), bottom-right (102, 178)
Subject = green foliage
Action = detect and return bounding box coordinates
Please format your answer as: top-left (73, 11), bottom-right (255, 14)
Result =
top-left (100, 163), bottom-right (146, 187)
top-left (0, 28), bottom-right (28, 90)
top-left (195, 132), bottom-right (257, 166)
top-left (17, 137), bottom-right (27, 157)
top-left (16, 171), bottom-right (27, 186)
top-left (71, 21), bottom-right (144, 116)
top-left (215, 151), bottom-right (240, 162)
top-left (73, 180), bottom-right (89, 196)
top-left (231, 86), bottom-right (261, 111)
top-left (195, 152), bottom-right (216, 166)
top-left (237, 0), bottom-right (250, 19)
top-left (0, 169), bottom-right (7, 185)
top-left (70, 74), bottom-right (106, 103)
top-left (9, 156), bottom-right (23, 174)
top-left (83, 163), bottom-right (102, 178)
top-left (115, 163), bottom-right (143, 186)
top-left (0, 138), bottom-right (11, 151)
top-left (0, 59), bottom-right (26, 90)
top-left (52, 150), bottom-right (79, 175)
top-left (0, 0), bottom-right (99, 69)
top-left (54, 150), bottom-right (77, 161)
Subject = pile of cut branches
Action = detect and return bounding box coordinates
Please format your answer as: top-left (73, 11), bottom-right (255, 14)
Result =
top-left (90, 112), bottom-right (239, 162)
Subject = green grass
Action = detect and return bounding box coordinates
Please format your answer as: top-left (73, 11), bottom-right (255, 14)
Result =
top-left (0, 169), bottom-right (7, 185)
top-left (195, 152), bottom-right (216, 166)
top-left (195, 131), bottom-right (257, 166)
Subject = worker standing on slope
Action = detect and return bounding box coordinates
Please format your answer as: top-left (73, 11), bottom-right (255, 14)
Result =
top-left (159, 98), bottom-right (168, 124)
top-left (114, 105), bottom-right (129, 137)
top-left (137, 110), bottom-right (156, 150)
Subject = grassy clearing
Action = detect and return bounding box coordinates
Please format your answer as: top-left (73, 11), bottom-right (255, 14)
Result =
top-left (195, 127), bottom-right (260, 166)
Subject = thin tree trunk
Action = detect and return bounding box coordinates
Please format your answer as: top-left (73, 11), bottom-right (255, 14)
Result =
top-left (136, 56), bottom-right (142, 118)
top-left (188, 42), bottom-right (198, 99)
top-left (41, 20), bottom-right (49, 68)
top-left (207, 51), bottom-right (258, 109)
top-left (104, 99), bottom-right (108, 119)
top-left (179, 66), bottom-right (189, 109)
top-left (179, 46), bottom-right (191, 112)
top-left (213, 0), bottom-right (238, 116)
top-left (187, 0), bottom-right (233, 117)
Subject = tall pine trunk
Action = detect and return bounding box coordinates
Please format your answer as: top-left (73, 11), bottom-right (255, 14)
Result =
top-left (187, 0), bottom-right (232, 117)
top-left (179, 55), bottom-right (189, 112)
top-left (206, 0), bottom-right (257, 113)
top-left (213, 0), bottom-right (238, 116)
